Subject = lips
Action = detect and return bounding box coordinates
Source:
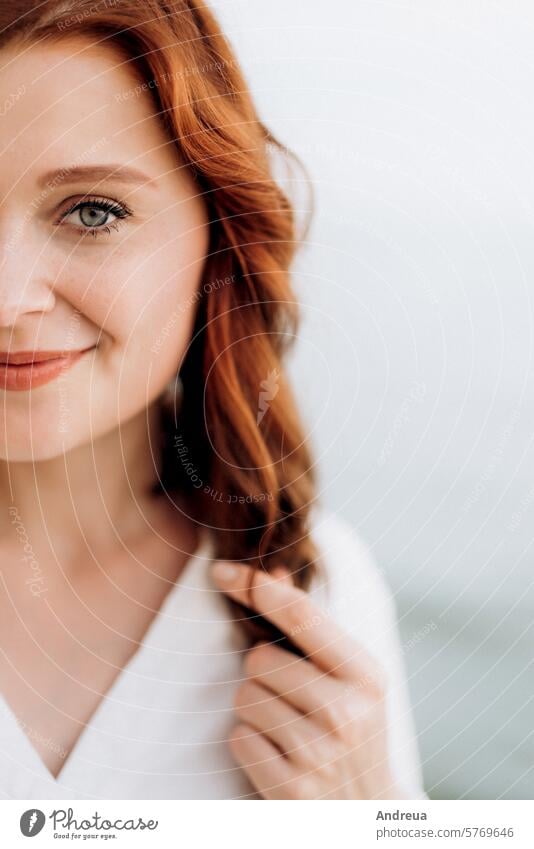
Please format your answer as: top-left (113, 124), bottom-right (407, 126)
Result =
top-left (0, 346), bottom-right (96, 391)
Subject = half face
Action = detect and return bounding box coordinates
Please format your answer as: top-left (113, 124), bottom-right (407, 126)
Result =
top-left (0, 37), bottom-right (209, 460)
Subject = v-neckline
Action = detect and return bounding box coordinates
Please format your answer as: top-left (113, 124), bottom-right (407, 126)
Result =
top-left (0, 531), bottom-right (213, 787)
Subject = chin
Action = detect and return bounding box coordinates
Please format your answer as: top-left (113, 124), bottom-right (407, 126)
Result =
top-left (0, 441), bottom-right (68, 463)
top-left (0, 410), bottom-right (89, 462)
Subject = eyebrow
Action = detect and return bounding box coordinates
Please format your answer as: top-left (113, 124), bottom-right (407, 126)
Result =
top-left (38, 164), bottom-right (157, 190)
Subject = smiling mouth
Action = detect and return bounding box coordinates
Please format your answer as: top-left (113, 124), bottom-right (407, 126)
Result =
top-left (0, 346), bottom-right (96, 391)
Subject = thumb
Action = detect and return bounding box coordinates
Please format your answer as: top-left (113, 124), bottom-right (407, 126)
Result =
top-left (271, 565), bottom-right (293, 583)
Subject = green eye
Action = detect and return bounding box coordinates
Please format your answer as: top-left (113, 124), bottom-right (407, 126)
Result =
top-left (78, 206), bottom-right (112, 227)
top-left (60, 196), bottom-right (132, 236)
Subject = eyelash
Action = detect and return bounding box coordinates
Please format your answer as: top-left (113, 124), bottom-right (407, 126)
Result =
top-left (59, 196), bottom-right (133, 239)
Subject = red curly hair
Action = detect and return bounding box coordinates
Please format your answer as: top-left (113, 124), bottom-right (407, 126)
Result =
top-left (0, 0), bottom-right (321, 645)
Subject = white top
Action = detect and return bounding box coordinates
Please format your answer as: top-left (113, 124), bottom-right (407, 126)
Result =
top-left (0, 512), bottom-right (425, 800)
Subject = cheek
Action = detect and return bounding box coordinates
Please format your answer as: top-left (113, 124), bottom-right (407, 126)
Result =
top-left (110, 225), bottom-right (208, 396)
top-left (57, 240), bottom-right (204, 347)
top-left (0, 290), bottom-right (200, 464)
top-left (3, 212), bottom-right (210, 458)
top-left (64, 247), bottom-right (205, 404)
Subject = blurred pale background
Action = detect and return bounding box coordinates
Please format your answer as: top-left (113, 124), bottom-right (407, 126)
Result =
top-left (214, 0), bottom-right (534, 798)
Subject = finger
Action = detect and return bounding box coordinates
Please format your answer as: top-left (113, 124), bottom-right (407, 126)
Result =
top-left (243, 642), bottom-right (368, 734)
top-left (228, 723), bottom-right (296, 800)
top-left (235, 679), bottom-right (335, 768)
top-left (211, 561), bottom-right (379, 682)
top-left (271, 566), bottom-right (292, 583)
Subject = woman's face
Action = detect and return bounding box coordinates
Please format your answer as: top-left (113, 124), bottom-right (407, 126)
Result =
top-left (0, 38), bottom-right (209, 461)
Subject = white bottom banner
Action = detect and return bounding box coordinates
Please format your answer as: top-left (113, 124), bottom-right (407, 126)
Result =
top-left (0, 799), bottom-right (532, 848)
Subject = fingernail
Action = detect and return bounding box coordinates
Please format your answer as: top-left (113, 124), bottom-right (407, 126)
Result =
top-left (212, 561), bottom-right (240, 583)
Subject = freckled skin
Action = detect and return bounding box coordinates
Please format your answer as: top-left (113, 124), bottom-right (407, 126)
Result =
top-left (0, 39), bottom-right (209, 460)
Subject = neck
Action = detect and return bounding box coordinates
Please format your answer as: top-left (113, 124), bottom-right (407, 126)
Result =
top-left (0, 401), bottom-right (166, 563)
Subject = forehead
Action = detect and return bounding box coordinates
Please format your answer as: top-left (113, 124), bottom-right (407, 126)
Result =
top-left (0, 37), bottom-right (175, 183)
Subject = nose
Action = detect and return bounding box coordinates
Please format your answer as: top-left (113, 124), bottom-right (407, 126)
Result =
top-left (0, 236), bottom-right (56, 327)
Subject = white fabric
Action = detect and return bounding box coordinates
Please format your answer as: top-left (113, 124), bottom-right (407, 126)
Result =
top-left (0, 511), bottom-right (425, 799)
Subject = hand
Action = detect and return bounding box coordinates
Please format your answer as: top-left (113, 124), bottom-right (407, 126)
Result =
top-left (211, 560), bottom-right (409, 800)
